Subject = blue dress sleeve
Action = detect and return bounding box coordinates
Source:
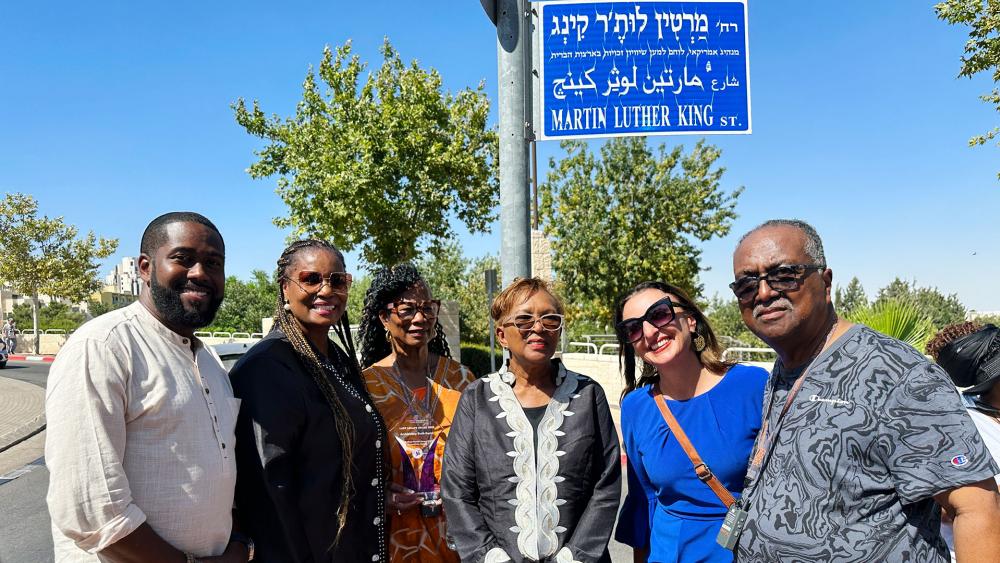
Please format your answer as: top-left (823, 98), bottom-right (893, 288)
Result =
top-left (614, 390), bottom-right (657, 548)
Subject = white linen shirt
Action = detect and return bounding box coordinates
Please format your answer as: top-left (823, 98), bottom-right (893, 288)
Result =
top-left (45, 302), bottom-right (239, 561)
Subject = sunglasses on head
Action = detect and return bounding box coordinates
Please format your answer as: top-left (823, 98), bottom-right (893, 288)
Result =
top-left (386, 299), bottom-right (441, 321)
top-left (729, 263), bottom-right (824, 304)
top-left (287, 271), bottom-right (353, 294)
top-left (616, 296), bottom-right (689, 344)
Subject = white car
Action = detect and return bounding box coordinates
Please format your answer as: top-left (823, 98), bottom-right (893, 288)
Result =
top-left (211, 342), bottom-right (256, 372)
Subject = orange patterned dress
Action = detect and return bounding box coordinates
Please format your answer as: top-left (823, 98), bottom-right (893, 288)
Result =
top-left (363, 356), bottom-right (475, 563)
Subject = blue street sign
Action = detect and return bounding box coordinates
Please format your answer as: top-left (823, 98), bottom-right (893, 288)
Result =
top-left (536, 0), bottom-right (751, 140)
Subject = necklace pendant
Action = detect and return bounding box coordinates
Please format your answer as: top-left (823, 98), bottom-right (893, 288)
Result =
top-left (412, 447), bottom-right (424, 459)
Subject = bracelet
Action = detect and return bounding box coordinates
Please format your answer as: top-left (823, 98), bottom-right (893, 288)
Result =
top-left (185, 554), bottom-right (197, 563)
top-left (230, 532), bottom-right (255, 561)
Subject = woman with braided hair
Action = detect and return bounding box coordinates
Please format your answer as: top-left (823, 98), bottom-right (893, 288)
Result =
top-left (231, 239), bottom-right (389, 563)
top-left (358, 263), bottom-right (474, 563)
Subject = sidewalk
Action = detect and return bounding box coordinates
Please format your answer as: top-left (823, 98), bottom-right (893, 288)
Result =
top-left (0, 376), bottom-right (46, 453)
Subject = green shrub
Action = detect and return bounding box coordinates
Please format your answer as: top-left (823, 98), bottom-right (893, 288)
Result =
top-left (848, 298), bottom-right (934, 351)
top-left (460, 343), bottom-right (503, 378)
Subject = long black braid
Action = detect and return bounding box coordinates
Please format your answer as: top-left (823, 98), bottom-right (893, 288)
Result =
top-left (272, 239), bottom-right (372, 546)
top-left (357, 263), bottom-right (451, 369)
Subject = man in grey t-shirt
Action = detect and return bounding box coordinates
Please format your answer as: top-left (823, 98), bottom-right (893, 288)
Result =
top-left (730, 219), bottom-right (1000, 562)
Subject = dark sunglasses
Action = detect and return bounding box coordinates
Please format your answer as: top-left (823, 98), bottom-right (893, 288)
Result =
top-left (729, 264), bottom-right (824, 304)
top-left (616, 296), bottom-right (689, 344)
top-left (287, 271), bottom-right (353, 295)
top-left (503, 313), bottom-right (565, 332)
top-left (387, 299), bottom-right (441, 320)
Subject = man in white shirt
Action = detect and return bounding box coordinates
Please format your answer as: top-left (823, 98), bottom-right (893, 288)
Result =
top-left (45, 212), bottom-right (251, 562)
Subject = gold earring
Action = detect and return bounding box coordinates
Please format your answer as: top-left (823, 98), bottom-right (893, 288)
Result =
top-left (283, 301), bottom-right (291, 311)
top-left (385, 329), bottom-right (392, 343)
top-left (693, 333), bottom-right (706, 352)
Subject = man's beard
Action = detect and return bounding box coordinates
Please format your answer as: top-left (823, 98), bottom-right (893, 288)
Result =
top-left (149, 267), bottom-right (223, 329)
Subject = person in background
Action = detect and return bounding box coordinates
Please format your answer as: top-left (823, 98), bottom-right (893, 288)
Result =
top-left (230, 239), bottom-right (388, 563)
top-left (927, 321), bottom-right (1000, 561)
top-left (612, 281), bottom-right (767, 562)
top-left (45, 212), bottom-right (250, 562)
top-left (357, 263), bottom-right (475, 563)
top-left (442, 277), bottom-right (621, 563)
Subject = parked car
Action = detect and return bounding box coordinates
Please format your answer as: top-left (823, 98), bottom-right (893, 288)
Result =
top-left (210, 341), bottom-right (255, 372)
top-left (0, 341), bottom-right (8, 369)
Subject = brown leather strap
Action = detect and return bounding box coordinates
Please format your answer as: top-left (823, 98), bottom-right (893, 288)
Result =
top-left (653, 390), bottom-right (736, 508)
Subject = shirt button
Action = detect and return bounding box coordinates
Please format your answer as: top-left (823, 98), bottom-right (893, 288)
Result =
top-left (183, 339), bottom-right (189, 344)
top-left (375, 440), bottom-right (382, 448)
top-left (221, 443), bottom-right (226, 449)
top-left (372, 555), bottom-right (380, 562)
top-left (373, 516), bottom-right (381, 525)
top-left (365, 404), bottom-right (373, 413)
top-left (205, 388), bottom-right (210, 394)
top-left (371, 478), bottom-right (378, 487)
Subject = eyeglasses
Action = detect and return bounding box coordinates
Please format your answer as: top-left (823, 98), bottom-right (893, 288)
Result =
top-left (616, 296), bottom-right (690, 344)
top-left (729, 264), bottom-right (824, 304)
top-left (387, 299), bottom-right (441, 321)
top-left (287, 271), bottom-right (353, 295)
top-left (502, 313), bottom-right (565, 332)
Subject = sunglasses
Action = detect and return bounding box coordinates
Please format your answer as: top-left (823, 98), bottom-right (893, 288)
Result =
top-left (387, 299), bottom-right (441, 321)
top-left (503, 313), bottom-right (565, 332)
top-left (729, 264), bottom-right (824, 304)
top-left (287, 271), bottom-right (353, 295)
top-left (616, 296), bottom-right (690, 344)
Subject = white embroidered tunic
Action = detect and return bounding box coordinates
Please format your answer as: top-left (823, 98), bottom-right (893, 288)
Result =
top-left (441, 363), bottom-right (621, 563)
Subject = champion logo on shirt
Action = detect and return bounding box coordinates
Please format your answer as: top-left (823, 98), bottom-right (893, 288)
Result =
top-left (808, 394), bottom-right (853, 407)
top-left (951, 455), bottom-right (970, 467)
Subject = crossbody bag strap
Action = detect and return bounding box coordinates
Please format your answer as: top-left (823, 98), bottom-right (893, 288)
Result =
top-left (653, 391), bottom-right (736, 508)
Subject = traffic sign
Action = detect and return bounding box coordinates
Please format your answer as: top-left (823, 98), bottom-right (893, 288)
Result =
top-left (536, 0), bottom-right (751, 140)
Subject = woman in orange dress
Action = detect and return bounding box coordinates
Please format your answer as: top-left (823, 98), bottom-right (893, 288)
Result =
top-left (358, 263), bottom-right (475, 563)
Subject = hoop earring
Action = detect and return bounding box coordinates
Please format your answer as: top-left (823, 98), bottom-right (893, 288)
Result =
top-left (693, 333), bottom-right (706, 353)
top-left (385, 329), bottom-right (392, 343)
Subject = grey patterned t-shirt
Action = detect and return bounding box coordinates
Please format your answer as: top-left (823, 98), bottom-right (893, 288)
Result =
top-left (736, 325), bottom-right (999, 562)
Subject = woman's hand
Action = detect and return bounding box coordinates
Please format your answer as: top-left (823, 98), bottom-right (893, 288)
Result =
top-left (387, 482), bottom-right (422, 515)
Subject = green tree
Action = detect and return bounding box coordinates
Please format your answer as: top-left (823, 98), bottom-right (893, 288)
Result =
top-left (835, 276), bottom-right (868, 316)
top-left (703, 295), bottom-right (765, 349)
top-left (417, 242), bottom-right (500, 346)
top-left (0, 193), bottom-right (118, 352)
top-left (874, 278), bottom-right (966, 330)
top-left (206, 270), bottom-right (278, 334)
top-left (87, 299), bottom-right (127, 319)
top-left (936, 0), bottom-right (1000, 175)
top-left (11, 301), bottom-right (86, 332)
top-left (346, 273), bottom-right (372, 326)
top-left (234, 39), bottom-right (498, 266)
top-left (847, 298), bottom-right (935, 351)
top-left (539, 137), bottom-right (741, 321)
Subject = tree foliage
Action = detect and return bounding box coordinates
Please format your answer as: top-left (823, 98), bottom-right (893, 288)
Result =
top-left (0, 193), bottom-right (118, 351)
top-left (205, 270), bottom-right (278, 334)
top-left (936, 0), bottom-right (1000, 175)
top-left (703, 295), bottom-right (765, 349)
top-left (539, 137), bottom-right (741, 321)
top-left (234, 39), bottom-right (498, 266)
top-left (88, 299), bottom-right (127, 319)
top-left (847, 298), bottom-right (936, 351)
top-left (834, 276), bottom-right (868, 316)
top-left (874, 278), bottom-right (966, 330)
top-left (417, 242), bottom-right (500, 346)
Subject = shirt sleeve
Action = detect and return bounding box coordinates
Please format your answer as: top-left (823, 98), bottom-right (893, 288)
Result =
top-left (231, 354), bottom-right (313, 562)
top-left (614, 392), bottom-right (656, 548)
top-left (561, 384), bottom-right (622, 563)
top-left (880, 362), bottom-right (1000, 504)
top-left (441, 387), bottom-right (510, 563)
top-left (44, 337), bottom-right (147, 553)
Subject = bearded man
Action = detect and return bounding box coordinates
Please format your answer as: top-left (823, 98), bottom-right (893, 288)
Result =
top-left (45, 212), bottom-right (251, 562)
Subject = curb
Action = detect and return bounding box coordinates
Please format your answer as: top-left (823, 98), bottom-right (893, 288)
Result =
top-left (7, 355), bottom-right (56, 363)
top-left (0, 377), bottom-right (47, 454)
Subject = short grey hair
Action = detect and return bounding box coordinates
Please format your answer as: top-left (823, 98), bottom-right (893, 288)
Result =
top-left (738, 219), bottom-right (826, 266)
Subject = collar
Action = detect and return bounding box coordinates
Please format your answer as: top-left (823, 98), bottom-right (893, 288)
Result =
top-left (130, 301), bottom-right (203, 351)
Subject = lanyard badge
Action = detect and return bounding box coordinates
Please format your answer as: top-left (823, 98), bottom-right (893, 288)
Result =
top-left (716, 501), bottom-right (750, 550)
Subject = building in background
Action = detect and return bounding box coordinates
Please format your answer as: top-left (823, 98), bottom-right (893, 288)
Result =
top-left (105, 257), bottom-right (142, 296)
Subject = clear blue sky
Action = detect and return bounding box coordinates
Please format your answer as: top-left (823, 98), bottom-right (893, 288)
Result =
top-left (3, 1), bottom-right (998, 311)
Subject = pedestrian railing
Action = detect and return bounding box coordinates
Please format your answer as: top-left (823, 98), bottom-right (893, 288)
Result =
top-left (721, 347), bottom-right (776, 362)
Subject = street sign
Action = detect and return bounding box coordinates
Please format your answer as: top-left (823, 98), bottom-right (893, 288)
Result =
top-left (535, 0), bottom-right (751, 140)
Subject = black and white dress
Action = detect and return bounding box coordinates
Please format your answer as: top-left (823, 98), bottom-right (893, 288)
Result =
top-left (441, 361), bottom-right (621, 563)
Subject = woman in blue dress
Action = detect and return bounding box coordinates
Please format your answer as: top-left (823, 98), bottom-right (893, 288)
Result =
top-left (613, 281), bottom-right (768, 563)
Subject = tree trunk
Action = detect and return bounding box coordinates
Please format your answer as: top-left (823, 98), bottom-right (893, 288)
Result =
top-left (32, 292), bottom-right (40, 355)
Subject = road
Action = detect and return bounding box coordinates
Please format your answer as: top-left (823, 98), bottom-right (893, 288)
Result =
top-left (0, 361), bottom-right (633, 563)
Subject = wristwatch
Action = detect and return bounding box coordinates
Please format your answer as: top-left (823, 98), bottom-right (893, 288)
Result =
top-left (230, 532), bottom-right (255, 561)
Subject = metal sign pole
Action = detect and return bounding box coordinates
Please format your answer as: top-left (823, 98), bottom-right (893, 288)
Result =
top-left (496, 0), bottom-right (532, 286)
